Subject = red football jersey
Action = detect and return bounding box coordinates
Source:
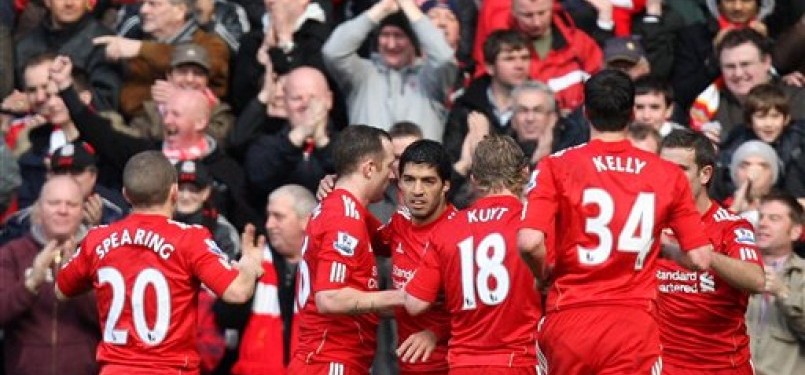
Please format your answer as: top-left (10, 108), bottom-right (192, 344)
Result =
top-left (293, 189), bottom-right (380, 372)
top-left (656, 202), bottom-right (762, 369)
top-left (378, 205), bottom-right (456, 373)
top-left (406, 195), bottom-right (541, 368)
top-left (522, 139), bottom-right (710, 311)
top-left (56, 213), bottom-right (238, 373)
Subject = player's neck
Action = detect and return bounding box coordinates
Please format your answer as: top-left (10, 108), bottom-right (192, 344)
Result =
top-left (696, 194), bottom-right (712, 215)
top-left (131, 204), bottom-right (174, 218)
top-left (590, 128), bottom-right (627, 142)
top-left (480, 188), bottom-right (518, 200)
top-left (334, 177), bottom-right (371, 207)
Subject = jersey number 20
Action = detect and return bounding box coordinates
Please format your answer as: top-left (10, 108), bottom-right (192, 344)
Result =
top-left (579, 188), bottom-right (655, 270)
top-left (458, 233), bottom-right (510, 310)
top-left (99, 267), bottom-right (171, 346)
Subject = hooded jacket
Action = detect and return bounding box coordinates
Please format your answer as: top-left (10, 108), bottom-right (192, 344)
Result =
top-left (322, 13), bottom-right (456, 141)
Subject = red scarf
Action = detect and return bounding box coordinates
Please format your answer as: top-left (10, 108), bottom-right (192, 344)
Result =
top-left (231, 248), bottom-right (289, 375)
top-left (613, 0), bottom-right (646, 36)
top-left (162, 137), bottom-right (210, 163)
top-left (717, 14), bottom-right (752, 30)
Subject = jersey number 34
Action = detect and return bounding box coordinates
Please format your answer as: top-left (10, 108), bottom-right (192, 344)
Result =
top-left (579, 188), bottom-right (655, 270)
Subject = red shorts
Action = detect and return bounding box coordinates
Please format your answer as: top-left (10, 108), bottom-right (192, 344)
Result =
top-left (399, 370), bottom-right (449, 375)
top-left (101, 365), bottom-right (199, 375)
top-left (449, 366), bottom-right (537, 375)
top-left (287, 358), bottom-right (365, 375)
top-left (538, 306), bottom-right (662, 375)
top-left (663, 361), bottom-right (755, 375)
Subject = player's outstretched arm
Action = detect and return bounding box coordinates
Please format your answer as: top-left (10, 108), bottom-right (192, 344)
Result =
top-left (315, 288), bottom-right (404, 315)
top-left (517, 228), bottom-right (548, 283)
top-left (711, 253), bottom-right (765, 293)
top-left (221, 224), bottom-right (265, 303)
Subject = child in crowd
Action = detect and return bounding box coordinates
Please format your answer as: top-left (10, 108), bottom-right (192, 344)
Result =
top-left (713, 84), bottom-right (805, 204)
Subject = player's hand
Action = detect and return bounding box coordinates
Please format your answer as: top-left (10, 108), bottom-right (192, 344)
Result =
top-left (396, 329), bottom-right (437, 364)
top-left (83, 193), bottom-right (103, 227)
top-left (316, 174), bottom-right (337, 201)
top-left (239, 224), bottom-right (266, 278)
top-left (763, 266), bottom-right (789, 298)
top-left (49, 55), bottom-right (74, 91)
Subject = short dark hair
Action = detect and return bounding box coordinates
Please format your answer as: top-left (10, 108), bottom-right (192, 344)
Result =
top-left (716, 28), bottom-right (772, 62)
top-left (123, 151), bottom-right (177, 207)
top-left (761, 190), bottom-right (804, 225)
top-left (71, 66), bottom-right (91, 93)
top-left (23, 52), bottom-right (57, 74)
top-left (584, 70), bottom-right (635, 132)
top-left (398, 139), bottom-right (452, 182)
top-left (333, 125), bottom-right (391, 176)
top-left (628, 122), bottom-right (661, 143)
top-left (661, 128), bottom-right (717, 172)
top-left (743, 83), bottom-right (790, 124)
top-left (389, 121), bottom-right (423, 140)
top-left (634, 75), bottom-right (674, 106)
top-left (483, 29), bottom-right (529, 65)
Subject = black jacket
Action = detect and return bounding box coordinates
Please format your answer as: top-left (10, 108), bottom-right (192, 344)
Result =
top-left (671, 18), bottom-right (721, 112)
top-left (15, 14), bottom-right (121, 111)
top-left (444, 75), bottom-right (506, 162)
top-left (244, 123), bottom-right (335, 210)
top-left (631, 5), bottom-right (686, 81)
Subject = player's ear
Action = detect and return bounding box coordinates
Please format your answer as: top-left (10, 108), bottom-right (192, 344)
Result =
top-left (361, 156), bottom-right (375, 179)
top-left (699, 165), bottom-right (714, 186)
top-left (169, 183), bottom-right (179, 205)
top-left (122, 187), bottom-right (132, 205)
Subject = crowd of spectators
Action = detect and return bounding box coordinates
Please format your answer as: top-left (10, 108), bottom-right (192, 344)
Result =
top-left (1, 0), bottom-right (804, 374)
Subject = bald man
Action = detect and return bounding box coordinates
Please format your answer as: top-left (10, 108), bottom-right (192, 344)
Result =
top-left (51, 54), bottom-right (259, 230)
top-left (0, 175), bottom-right (99, 375)
top-left (162, 89), bottom-right (214, 151)
top-left (244, 66), bottom-right (337, 210)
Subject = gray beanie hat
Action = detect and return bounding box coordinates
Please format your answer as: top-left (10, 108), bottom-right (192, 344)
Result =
top-left (729, 140), bottom-right (780, 185)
